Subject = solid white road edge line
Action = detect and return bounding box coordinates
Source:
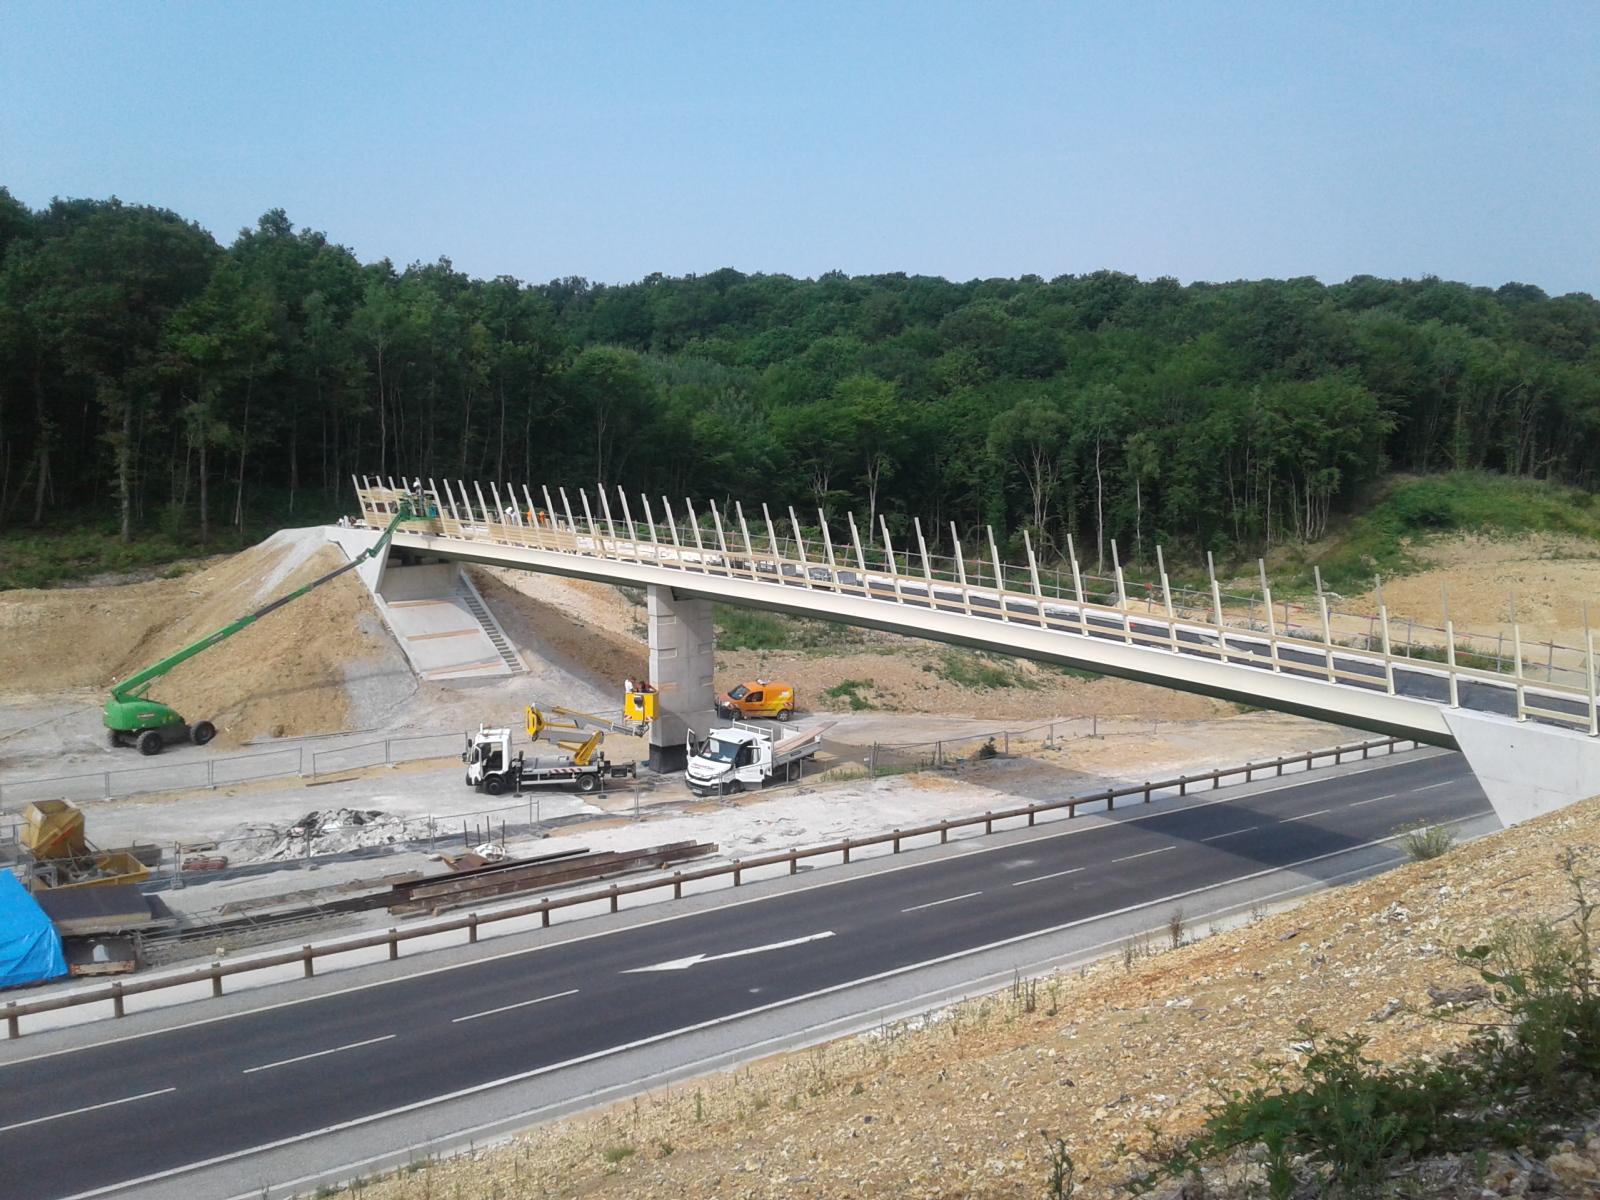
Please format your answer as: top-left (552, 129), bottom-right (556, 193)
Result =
top-left (4, 750), bottom-right (1465, 1070)
top-left (1201, 826), bottom-right (1258, 842)
top-left (0, 1087), bottom-right (176, 1135)
top-left (221, 809), bottom-right (1503, 1200)
top-left (58, 817), bottom-right (1494, 1200)
top-left (1010, 867), bottom-right (1085, 887)
top-left (1280, 809), bottom-right (1332, 823)
top-left (1111, 846), bottom-right (1175, 864)
top-left (451, 990), bottom-right (579, 1024)
top-left (901, 892), bottom-right (982, 914)
top-left (242, 1035), bottom-right (396, 1075)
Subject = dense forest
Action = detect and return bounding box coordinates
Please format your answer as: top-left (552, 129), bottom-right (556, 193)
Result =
top-left (2, 189), bottom-right (1597, 569)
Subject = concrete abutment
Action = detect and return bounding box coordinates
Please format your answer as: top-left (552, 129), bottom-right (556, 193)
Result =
top-left (647, 587), bottom-right (716, 773)
top-left (1443, 708), bottom-right (1600, 826)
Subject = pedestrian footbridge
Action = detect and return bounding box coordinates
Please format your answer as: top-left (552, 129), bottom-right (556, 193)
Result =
top-left (343, 476), bottom-right (1600, 827)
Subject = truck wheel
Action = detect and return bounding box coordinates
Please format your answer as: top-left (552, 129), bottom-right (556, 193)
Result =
top-left (136, 730), bottom-right (163, 757)
top-left (576, 773), bottom-right (599, 794)
top-left (483, 775), bottom-right (507, 796)
top-left (775, 708), bottom-right (793, 723)
top-left (192, 720), bottom-right (216, 746)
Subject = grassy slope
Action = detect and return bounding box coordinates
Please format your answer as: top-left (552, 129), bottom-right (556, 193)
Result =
top-left (1263, 472), bottom-right (1600, 596)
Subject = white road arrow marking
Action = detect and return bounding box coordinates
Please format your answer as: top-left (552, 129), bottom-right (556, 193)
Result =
top-left (621, 931), bottom-right (835, 973)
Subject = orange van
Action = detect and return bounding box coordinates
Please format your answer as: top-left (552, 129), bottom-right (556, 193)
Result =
top-left (715, 679), bottom-right (797, 722)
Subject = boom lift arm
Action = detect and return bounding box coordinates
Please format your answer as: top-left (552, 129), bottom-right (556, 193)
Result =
top-left (105, 504), bottom-right (412, 754)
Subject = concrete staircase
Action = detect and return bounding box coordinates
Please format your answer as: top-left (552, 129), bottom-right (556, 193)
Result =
top-left (457, 581), bottom-right (524, 673)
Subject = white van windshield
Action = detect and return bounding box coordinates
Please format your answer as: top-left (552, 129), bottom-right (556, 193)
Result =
top-left (702, 737), bottom-right (741, 763)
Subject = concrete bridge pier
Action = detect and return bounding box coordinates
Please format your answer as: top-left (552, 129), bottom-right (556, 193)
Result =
top-left (647, 587), bottom-right (717, 773)
top-left (1443, 709), bottom-right (1600, 827)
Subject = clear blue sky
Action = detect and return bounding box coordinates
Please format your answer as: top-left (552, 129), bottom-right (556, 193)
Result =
top-left (3, 1), bottom-right (1596, 294)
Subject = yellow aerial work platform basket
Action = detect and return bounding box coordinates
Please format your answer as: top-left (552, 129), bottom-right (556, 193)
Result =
top-left (624, 689), bottom-right (657, 722)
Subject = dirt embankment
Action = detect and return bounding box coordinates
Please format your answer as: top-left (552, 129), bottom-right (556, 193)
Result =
top-left (1346, 533), bottom-right (1600, 643)
top-left (355, 796), bottom-right (1600, 1200)
top-left (0, 530), bottom-right (392, 745)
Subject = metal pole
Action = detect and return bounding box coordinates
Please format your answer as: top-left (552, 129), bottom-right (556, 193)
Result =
top-left (820, 508), bottom-right (841, 585)
top-left (789, 506), bottom-right (815, 590)
top-left (1258, 558), bottom-right (1280, 672)
top-left (950, 521), bottom-right (973, 615)
top-left (1379, 605), bottom-right (1396, 694)
top-left (1446, 620), bottom-right (1460, 708)
top-left (848, 513), bottom-right (870, 593)
top-left (1022, 530), bottom-right (1045, 626)
top-left (1208, 551), bottom-right (1227, 663)
top-left (1110, 539), bottom-right (1131, 644)
top-left (1318, 593), bottom-right (1335, 682)
top-left (1513, 624), bottom-right (1527, 721)
top-left (879, 515), bottom-right (904, 603)
top-left (735, 502), bottom-right (761, 581)
top-left (1066, 533), bottom-right (1087, 636)
top-left (987, 527), bottom-right (1009, 622)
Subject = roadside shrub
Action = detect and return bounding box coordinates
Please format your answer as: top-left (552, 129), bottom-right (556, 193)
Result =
top-left (1132, 848), bottom-right (1600, 1198)
top-left (823, 679), bottom-right (874, 710)
top-left (1397, 820), bottom-right (1455, 861)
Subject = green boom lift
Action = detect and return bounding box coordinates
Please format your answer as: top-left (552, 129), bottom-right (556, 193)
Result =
top-left (104, 503), bottom-right (413, 755)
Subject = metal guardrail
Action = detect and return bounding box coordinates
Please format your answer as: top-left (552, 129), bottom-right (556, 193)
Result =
top-left (3, 734), bottom-right (1415, 1039)
top-left (0, 731), bottom-right (486, 810)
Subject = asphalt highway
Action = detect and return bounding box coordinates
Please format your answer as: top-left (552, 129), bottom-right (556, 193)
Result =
top-left (3, 752), bottom-right (1490, 1200)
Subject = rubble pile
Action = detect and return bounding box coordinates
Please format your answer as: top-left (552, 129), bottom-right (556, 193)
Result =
top-left (222, 808), bottom-right (422, 862)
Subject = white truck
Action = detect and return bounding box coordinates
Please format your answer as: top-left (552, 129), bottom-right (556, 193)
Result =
top-left (462, 725), bottom-right (636, 795)
top-left (685, 721), bottom-right (831, 796)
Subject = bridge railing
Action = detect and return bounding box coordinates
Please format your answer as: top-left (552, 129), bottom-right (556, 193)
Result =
top-left (355, 476), bottom-right (1600, 738)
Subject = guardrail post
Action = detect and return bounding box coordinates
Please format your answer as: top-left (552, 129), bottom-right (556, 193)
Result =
top-left (789, 854), bottom-right (799, 875)
top-left (732, 862), bottom-right (742, 886)
top-left (388, 930), bottom-right (399, 960)
top-left (1143, 782), bottom-right (1152, 803)
top-left (984, 811), bottom-right (993, 834)
top-left (1028, 805), bottom-right (1037, 826)
top-left (1276, 758), bottom-right (1285, 777)
top-left (302, 946), bottom-right (315, 978)
top-left (6, 1002), bottom-right (17, 1040)
top-left (673, 873), bottom-right (684, 898)
top-left (842, 838), bottom-right (852, 864)
top-left (1105, 788), bottom-right (1115, 811)
top-left (1362, 743), bottom-right (1370, 760)
top-left (892, 830), bottom-right (901, 853)
top-left (1335, 747), bottom-right (1343, 763)
top-left (211, 963), bottom-right (224, 996)
top-left (112, 983), bottom-right (125, 1018)
top-left (1244, 762), bottom-right (1253, 782)
top-left (609, 887), bottom-right (620, 912)
top-left (541, 899), bottom-right (552, 926)
top-left (468, 914), bottom-right (479, 943)
top-left (940, 823), bottom-right (949, 844)
top-left (1178, 775), bottom-right (1187, 796)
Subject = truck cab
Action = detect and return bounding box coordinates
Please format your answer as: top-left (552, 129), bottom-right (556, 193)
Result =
top-left (715, 679), bottom-right (796, 722)
top-left (686, 727), bottom-right (772, 795)
top-left (463, 726), bottom-right (514, 787)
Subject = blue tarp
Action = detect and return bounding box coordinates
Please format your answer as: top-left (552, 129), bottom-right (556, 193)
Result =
top-left (0, 871), bottom-right (67, 989)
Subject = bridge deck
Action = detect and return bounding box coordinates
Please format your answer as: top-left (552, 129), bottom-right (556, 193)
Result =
top-left (355, 476), bottom-right (1600, 747)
